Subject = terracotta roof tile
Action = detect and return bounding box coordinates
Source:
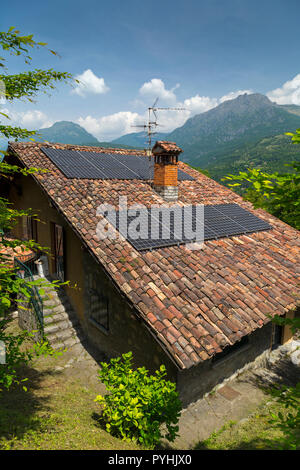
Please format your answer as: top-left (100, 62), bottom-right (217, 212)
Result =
top-left (1, 238), bottom-right (36, 266)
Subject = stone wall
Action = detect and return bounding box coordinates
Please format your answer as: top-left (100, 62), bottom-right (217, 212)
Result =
top-left (176, 323), bottom-right (273, 406)
top-left (18, 295), bottom-right (43, 342)
top-left (82, 250), bottom-right (177, 379)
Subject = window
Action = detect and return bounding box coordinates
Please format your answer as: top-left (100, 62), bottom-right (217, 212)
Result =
top-left (22, 215), bottom-right (38, 241)
top-left (89, 288), bottom-right (109, 332)
top-left (212, 336), bottom-right (249, 364)
top-left (271, 323), bottom-right (283, 349)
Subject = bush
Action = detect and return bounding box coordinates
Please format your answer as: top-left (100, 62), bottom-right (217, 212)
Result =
top-left (94, 351), bottom-right (182, 447)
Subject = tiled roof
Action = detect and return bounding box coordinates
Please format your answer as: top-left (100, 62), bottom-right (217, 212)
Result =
top-left (8, 141), bottom-right (300, 369)
top-left (0, 237), bottom-right (36, 267)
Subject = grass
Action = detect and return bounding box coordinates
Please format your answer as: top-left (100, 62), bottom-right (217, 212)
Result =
top-left (194, 400), bottom-right (300, 450)
top-left (0, 321), bottom-right (142, 450)
top-left (0, 363), bottom-right (142, 450)
top-left (0, 366), bottom-right (143, 450)
top-left (2, 356), bottom-right (298, 451)
top-left (1, 320), bottom-right (299, 450)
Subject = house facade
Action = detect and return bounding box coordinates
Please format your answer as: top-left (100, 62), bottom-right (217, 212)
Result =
top-left (5, 141), bottom-right (300, 406)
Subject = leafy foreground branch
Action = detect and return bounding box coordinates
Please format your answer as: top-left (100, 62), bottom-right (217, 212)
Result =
top-left (0, 26), bottom-right (72, 142)
top-left (0, 229), bottom-right (66, 392)
top-left (94, 352), bottom-right (182, 447)
top-left (0, 25), bottom-right (73, 391)
top-left (268, 382), bottom-right (300, 450)
top-left (223, 162), bottom-right (300, 230)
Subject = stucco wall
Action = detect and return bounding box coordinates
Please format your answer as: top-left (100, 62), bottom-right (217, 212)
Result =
top-left (9, 173), bottom-right (85, 321)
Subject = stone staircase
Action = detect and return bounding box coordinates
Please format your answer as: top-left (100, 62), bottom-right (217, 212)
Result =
top-left (40, 280), bottom-right (85, 350)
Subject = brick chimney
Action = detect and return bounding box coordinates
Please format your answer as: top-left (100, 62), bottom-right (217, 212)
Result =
top-left (152, 141), bottom-right (182, 201)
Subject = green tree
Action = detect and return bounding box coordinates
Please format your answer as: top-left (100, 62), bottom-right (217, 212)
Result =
top-left (267, 314), bottom-right (300, 450)
top-left (223, 162), bottom-right (300, 230)
top-left (224, 131), bottom-right (300, 449)
top-left (286, 128), bottom-right (300, 144)
top-left (0, 27), bottom-right (72, 391)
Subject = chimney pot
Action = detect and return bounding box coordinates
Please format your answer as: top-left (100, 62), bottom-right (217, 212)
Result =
top-left (152, 141), bottom-right (182, 201)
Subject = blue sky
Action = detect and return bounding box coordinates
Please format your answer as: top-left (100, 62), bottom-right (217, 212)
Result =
top-left (2, 0), bottom-right (300, 141)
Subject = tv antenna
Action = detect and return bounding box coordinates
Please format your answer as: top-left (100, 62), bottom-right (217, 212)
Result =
top-left (133, 97), bottom-right (186, 159)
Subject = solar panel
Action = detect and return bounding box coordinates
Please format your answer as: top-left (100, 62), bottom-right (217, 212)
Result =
top-left (41, 147), bottom-right (194, 181)
top-left (103, 204), bottom-right (272, 251)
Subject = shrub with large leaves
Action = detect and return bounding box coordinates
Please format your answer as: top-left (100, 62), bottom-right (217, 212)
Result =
top-left (95, 351), bottom-right (182, 447)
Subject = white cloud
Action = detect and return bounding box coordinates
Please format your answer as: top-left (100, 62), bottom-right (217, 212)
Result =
top-left (152, 108), bottom-right (191, 132)
top-left (178, 89), bottom-right (253, 123)
top-left (2, 108), bottom-right (53, 130)
top-left (139, 78), bottom-right (179, 104)
top-left (72, 69), bottom-right (109, 97)
top-left (267, 74), bottom-right (300, 105)
top-left (183, 94), bottom-right (218, 114)
top-left (20, 110), bottom-right (53, 129)
top-left (76, 84), bottom-right (255, 140)
top-left (77, 111), bottom-right (141, 141)
top-left (219, 89), bottom-right (253, 103)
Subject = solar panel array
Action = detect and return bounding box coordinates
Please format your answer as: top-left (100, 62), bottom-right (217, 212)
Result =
top-left (104, 203), bottom-right (272, 251)
top-left (41, 147), bottom-right (194, 181)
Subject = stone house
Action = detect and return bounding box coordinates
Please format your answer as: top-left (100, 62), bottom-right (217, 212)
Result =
top-left (4, 140), bottom-right (300, 406)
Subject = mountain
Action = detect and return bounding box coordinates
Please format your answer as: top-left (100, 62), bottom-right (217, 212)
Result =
top-left (2, 95), bottom-right (300, 177)
top-left (204, 133), bottom-right (300, 182)
top-left (280, 104), bottom-right (300, 116)
top-left (30, 121), bottom-right (139, 148)
top-left (1, 121), bottom-right (142, 151)
top-left (111, 131), bottom-right (166, 148)
top-left (167, 93), bottom-right (300, 166)
top-left (34, 121), bottom-right (100, 145)
top-left (109, 95), bottom-right (300, 178)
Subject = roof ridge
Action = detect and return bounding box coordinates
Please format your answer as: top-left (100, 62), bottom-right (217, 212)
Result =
top-left (8, 141), bottom-right (146, 156)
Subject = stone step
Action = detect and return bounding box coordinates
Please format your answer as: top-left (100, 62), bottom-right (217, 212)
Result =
top-left (40, 287), bottom-right (69, 298)
top-left (41, 287), bottom-right (71, 299)
top-left (47, 329), bottom-right (84, 349)
top-left (40, 292), bottom-right (59, 301)
top-left (51, 341), bottom-right (65, 350)
top-left (44, 311), bottom-right (79, 326)
top-left (43, 302), bottom-right (73, 316)
top-left (51, 336), bottom-right (80, 350)
top-left (38, 284), bottom-right (58, 294)
top-left (44, 318), bottom-right (79, 335)
top-left (33, 279), bottom-right (86, 352)
top-left (42, 298), bottom-right (61, 308)
top-left (63, 336), bottom-right (81, 348)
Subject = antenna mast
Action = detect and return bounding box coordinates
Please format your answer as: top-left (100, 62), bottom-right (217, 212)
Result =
top-left (133, 97), bottom-right (185, 158)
